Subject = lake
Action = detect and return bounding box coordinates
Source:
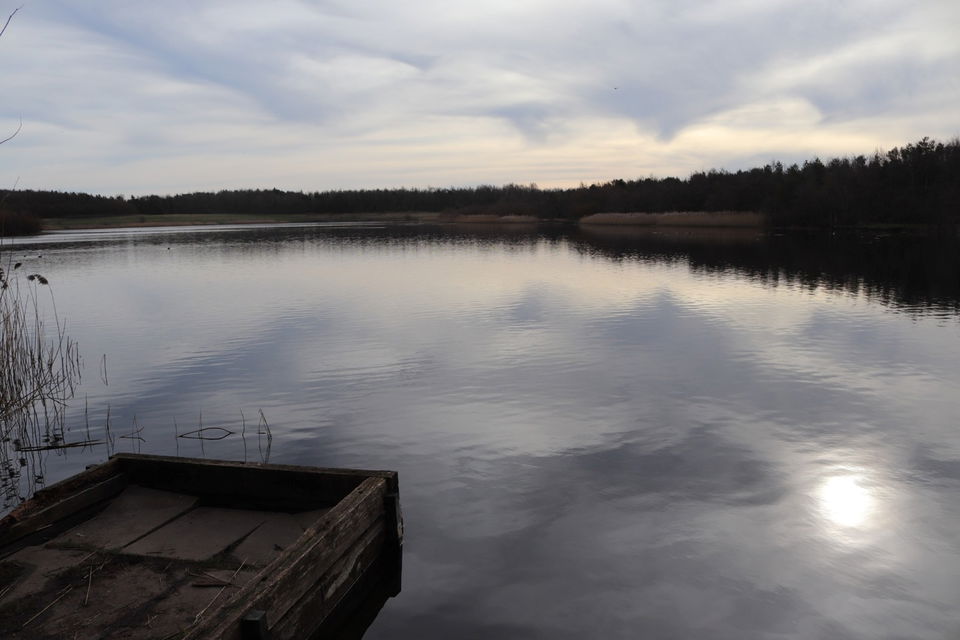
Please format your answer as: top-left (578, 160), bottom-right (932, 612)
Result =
top-left (3, 223), bottom-right (960, 639)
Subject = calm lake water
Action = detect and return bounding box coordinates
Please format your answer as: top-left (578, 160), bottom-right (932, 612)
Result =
top-left (3, 223), bottom-right (960, 639)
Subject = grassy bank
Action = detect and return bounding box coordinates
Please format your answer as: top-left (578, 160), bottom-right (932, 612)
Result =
top-left (580, 211), bottom-right (765, 227)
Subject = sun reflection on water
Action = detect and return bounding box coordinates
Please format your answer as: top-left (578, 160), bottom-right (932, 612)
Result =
top-left (819, 474), bottom-right (875, 529)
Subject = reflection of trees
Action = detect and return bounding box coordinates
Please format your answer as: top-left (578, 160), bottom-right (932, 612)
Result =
top-left (574, 227), bottom-right (960, 316)
top-left (23, 221), bottom-right (960, 320)
top-left (175, 223), bottom-right (960, 315)
top-left (41, 222), bottom-right (960, 316)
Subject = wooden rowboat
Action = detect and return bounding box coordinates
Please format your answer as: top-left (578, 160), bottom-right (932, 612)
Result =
top-left (0, 453), bottom-right (402, 639)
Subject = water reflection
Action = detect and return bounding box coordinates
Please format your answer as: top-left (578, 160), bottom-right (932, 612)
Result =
top-left (13, 222), bottom-right (960, 316)
top-left (575, 225), bottom-right (960, 318)
top-left (2, 223), bottom-right (959, 639)
top-left (819, 473), bottom-right (875, 529)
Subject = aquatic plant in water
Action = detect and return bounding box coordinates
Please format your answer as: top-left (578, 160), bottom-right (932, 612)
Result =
top-left (0, 256), bottom-right (82, 507)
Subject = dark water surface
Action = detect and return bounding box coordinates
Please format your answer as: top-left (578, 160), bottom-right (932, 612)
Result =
top-left (4, 223), bottom-right (960, 639)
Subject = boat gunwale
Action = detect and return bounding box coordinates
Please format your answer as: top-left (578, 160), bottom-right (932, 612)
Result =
top-left (1, 452), bottom-right (398, 531)
top-left (0, 453), bottom-right (402, 639)
top-left (184, 474), bottom-right (390, 639)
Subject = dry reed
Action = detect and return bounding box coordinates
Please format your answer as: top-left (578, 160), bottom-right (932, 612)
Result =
top-left (0, 251), bottom-right (81, 507)
top-left (579, 211), bottom-right (765, 227)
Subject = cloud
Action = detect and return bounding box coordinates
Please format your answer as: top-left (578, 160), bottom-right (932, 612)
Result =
top-left (0, 1), bottom-right (957, 193)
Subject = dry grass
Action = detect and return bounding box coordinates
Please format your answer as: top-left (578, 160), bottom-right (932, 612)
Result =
top-left (0, 254), bottom-right (81, 508)
top-left (0, 210), bottom-right (42, 237)
top-left (580, 211), bottom-right (765, 227)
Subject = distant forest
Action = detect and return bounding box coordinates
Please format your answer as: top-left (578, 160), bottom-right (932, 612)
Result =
top-left (2, 137), bottom-right (958, 228)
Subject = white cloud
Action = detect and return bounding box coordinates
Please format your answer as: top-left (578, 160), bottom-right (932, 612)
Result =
top-left (0, 1), bottom-right (957, 194)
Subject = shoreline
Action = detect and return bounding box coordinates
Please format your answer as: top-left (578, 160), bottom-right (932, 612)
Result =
top-left (37, 212), bottom-right (550, 231)
top-left (7, 211), bottom-right (952, 236)
top-left (39, 212), bottom-right (442, 231)
top-left (579, 211), bottom-right (765, 227)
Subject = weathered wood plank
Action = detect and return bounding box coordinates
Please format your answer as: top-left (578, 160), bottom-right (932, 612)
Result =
top-left (232, 508), bottom-right (329, 567)
top-left (253, 477), bottom-right (387, 628)
top-left (123, 507), bottom-right (266, 562)
top-left (0, 473), bottom-right (128, 552)
top-left (383, 488), bottom-right (404, 596)
top-left (112, 453), bottom-right (397, 510)
top-left (269, 517), bottom-right (387, 640)
top-left (0, 458), bottom-right (123, 527)
top-left (184, 476), bottom-right (387, 640)
top-left (305, 553), bottom-right (399, 640)
top-left (0, 454), bottom-right (402, 638)
top-left (53, 485), bottom-right (197, 551)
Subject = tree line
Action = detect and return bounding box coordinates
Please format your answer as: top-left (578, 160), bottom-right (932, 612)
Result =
top-left (1, 137), bottom-right (958, 230)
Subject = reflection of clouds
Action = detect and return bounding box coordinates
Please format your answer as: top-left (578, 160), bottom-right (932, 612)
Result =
top-left (42, 229), bottom-right (960, 458)
top-left (15, 226), bottom-right (960, 639)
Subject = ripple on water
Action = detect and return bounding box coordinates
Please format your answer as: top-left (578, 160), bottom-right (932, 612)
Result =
top-left (9, 226), bottom-right (960, 639)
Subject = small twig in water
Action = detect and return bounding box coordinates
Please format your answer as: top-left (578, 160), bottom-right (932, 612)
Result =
top-left (178, 427), bottom-right (234, 441)
top-left (258, 409), bottom-right (272, 463)
top-left (240, 409), bottom-right (247, 463)
top-left (119, 416), bottom-right (145, 443)
top-left (104, 404), bottom-right (114, 453)
top-left (17, 439), bottom-right (102, 452)
top-left (173, 417), bottom-right (180, 457)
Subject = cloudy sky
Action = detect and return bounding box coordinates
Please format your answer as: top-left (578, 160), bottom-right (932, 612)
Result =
top-left (0, 1), bottom-right (957, 196)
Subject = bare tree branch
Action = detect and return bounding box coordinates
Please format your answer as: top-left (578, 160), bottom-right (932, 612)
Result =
top-left (0, 115), bottom-right (22, 146)
top-left (0, 6), bottom-right (22, 40)
top-left (1, 8), bottom-right (24, 145)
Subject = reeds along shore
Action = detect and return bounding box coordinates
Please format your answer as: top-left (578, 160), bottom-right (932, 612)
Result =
top-left (579, 211), bottom-right (764, 227)
top-left (0, 211), bottom-right (41, 237)
top-left (0, 255), bottom-right (81, 508)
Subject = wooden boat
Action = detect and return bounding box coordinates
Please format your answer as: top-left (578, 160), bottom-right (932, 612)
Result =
top-left (0, 453), bottom-right (402, 639)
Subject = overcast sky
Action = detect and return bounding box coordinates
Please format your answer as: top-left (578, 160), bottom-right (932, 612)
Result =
top-left (0, 1), bottom-right (957, 196)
